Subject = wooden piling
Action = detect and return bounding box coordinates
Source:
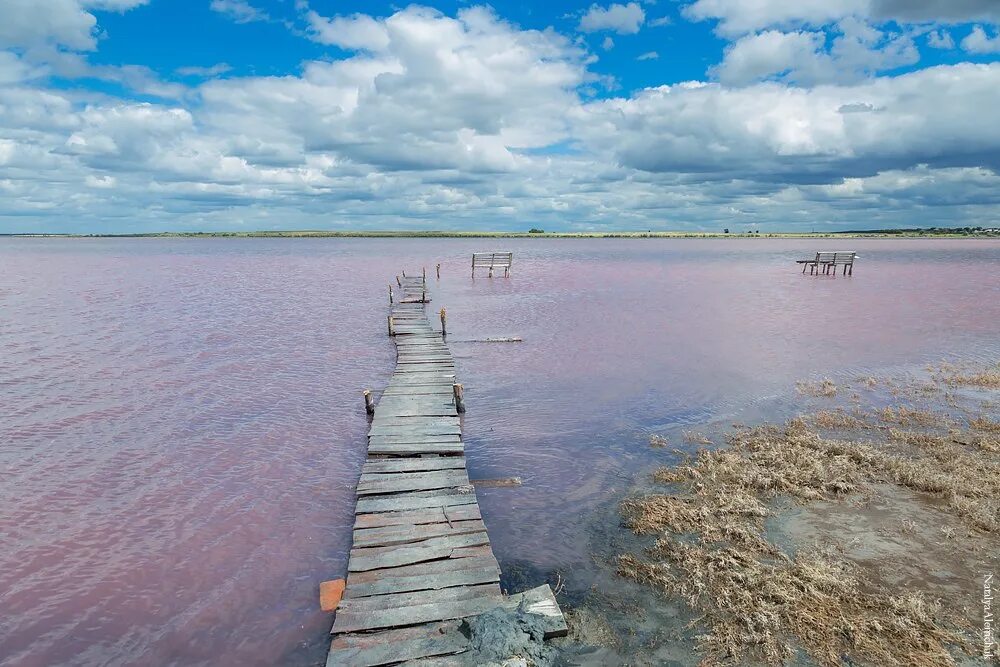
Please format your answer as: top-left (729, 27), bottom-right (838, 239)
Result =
top-left (389, 285), bottom-right (393, 305)
top-left (453, 383), bottom-right (465, 413)
top-left (440, 307), bottom-right (447, 336)
top-left (396, 275), bottom-right (401, 287)
top-left (422, 266), bottom-right (426, 281)
top-left (436, 263), bottom-right (441, 279)
top-left (387, 315), bottom-right (395, 337)
top-left (363, 389), bottom-right (375, 416)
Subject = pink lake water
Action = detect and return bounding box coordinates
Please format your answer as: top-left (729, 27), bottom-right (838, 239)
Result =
top-left (1, 238), bottom-right (999, 666)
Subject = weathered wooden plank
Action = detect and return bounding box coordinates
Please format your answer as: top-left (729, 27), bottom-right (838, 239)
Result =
top-left (374, 402), bottom-right (456, 413)
top-left (354, 504), bottom-right (482, 530)
top-left (344, 565), bottom-right (500, 600)
top-left (352, 518), bottom-right (487, 548)
top-left (367, 440), bottom-right (462, 449)
top-left (367, 435), bottom-right (462, 445)
top-left (330, 593), bottom-right (503, 634)
top-left (373, 408), bottom-right (457, 419)
top-left (369, 422), bottom-right (462, 436)
top-left (326, 621), bottom-right (468, 667)
top-left (345, 554), bottom-right (499, 585)
top-left (369, 430), bottom-right (463, 440)
top-left (337, 585), bottom-right (565, 641)
top-left (357, 469), bottom-right (470, 495)
top-left (354, 490), bottom-right (476, 514)
top-left (367, 442), bottom-right (465, 456)
top-left (338, 583), bottom-right (501, 617)
top-left (362, 457), bottom-right (466, 474)
top-left (358, 468), bottom-right (470, 493)
top-left (348, 532), bottom-right (491, 571)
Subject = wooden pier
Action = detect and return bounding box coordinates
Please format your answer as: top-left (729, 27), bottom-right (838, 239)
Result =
top-left (327, 274), bottom-right (565, 666)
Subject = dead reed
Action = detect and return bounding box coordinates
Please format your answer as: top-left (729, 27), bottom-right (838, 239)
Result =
top-left (619, 367), bottom-right (999, 665)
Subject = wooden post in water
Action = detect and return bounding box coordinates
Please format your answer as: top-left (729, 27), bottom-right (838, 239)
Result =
top-left (387, 315), bottom-right (396, 337)
top-left (396, 275), bottom-right (401, 287)
top-left (440, 308), bottom-right (447, 336)
top-left (402, 270), bottom-right (406, 278)
top-left (422, 266), bottom-right (426, 281)
top-left (363, 389), bottom-right (375, 416)
top-left (436, 263), bottom-right (441, 279)
top-left (453, 383), bottom-right (465, 413)
top-left (421, 287), bottom-right (426, 303)
top-left (388, 285), bottom-right (393, 305)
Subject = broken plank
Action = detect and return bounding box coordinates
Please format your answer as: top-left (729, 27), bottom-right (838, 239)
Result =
top-left (337, 583), bottom-right (500, 617)
top-left (348, 532), bottom-right (491, 571)
top-left (344, 564), bottom-right (500, 600)
top-left (330, 593), bottom-right (504, 634)
top-left (362, 457), bottom-right (466, 474)
top-left (357, 469), bottom-right (470, 495)
top-left (352, 518), bottom-right (487, 548)
top-left (346, 554), bottom-right (499, 586)
top-left (354, 504), bottom-right (482, 530)
top-left (367, 442), bottom-right (465, 456)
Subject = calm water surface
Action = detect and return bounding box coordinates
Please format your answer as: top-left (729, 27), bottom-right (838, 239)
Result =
top-left (2, 238), bottom-right (999, 666)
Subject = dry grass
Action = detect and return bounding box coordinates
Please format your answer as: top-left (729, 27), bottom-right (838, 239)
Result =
top-left (618, 386), bottom-right (999, 665)
top-left (877, 405), bottom-right (944, 427)
top-left (807, 409), bottom-right (869, 430)
top-left (796, 378), bottom-right (838, 397)
top-left (682, 431), bottom-right (712, 445)
top-left (931, 362), bottom-right (1000, 389)
top-left (619, 548), bottom-right (963, 667)
top-left (946, 371), bottom-right (1000, 389)
top-left (970, 416), bottom-right (1000, 433)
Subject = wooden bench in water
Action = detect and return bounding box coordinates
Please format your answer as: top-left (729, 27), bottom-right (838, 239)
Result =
top-left (471, 252), bottom-right (513, 278)
top-left (327, 274), bottom-right (565, 666)
top-left (797, 251), bottom-right (857, 276)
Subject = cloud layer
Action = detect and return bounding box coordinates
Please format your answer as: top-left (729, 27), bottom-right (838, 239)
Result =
top-left (0, 1), bottom-right (999, 232)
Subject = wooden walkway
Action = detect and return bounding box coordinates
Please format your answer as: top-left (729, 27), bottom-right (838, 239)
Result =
top-left (327, 275), bottom-right (565, 666)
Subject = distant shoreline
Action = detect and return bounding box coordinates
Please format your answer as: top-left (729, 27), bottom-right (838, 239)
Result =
top-left (4, 229), bottom-right (999, 239)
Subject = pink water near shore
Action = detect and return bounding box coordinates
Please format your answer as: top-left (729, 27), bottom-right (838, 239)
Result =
top-left (2, 238), bottom-right (998, 666)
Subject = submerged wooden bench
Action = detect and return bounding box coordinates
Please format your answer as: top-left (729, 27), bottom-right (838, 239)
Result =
top-left (326, 273), bottom-right (565, 666)
top-left (797, 251), bottom-right (857, 276)
top-left (471, 252), bottom-right (513, 278)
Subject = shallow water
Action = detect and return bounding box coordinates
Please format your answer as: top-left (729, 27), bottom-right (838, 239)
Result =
top-left (1, 238), bottom-right (998, 666)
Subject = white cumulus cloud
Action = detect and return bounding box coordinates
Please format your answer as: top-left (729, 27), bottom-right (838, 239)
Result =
top-left (305, 12), bottom-right (390, 51)
top-left (209, 0), bottom-right (269, 24)
top-left (578, 3), bottom-right (645, 35)
top-left (961, 25), bottom-right (1000, 54)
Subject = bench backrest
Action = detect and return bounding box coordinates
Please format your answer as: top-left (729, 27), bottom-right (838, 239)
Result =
top-left (472, 252), bottom-right (513, 268)
top-left (814, 251), bottom-right (856, 264)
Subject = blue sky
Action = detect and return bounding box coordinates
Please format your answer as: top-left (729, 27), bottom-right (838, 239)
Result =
top-left (2, 0), bottom-right (1000, 232)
